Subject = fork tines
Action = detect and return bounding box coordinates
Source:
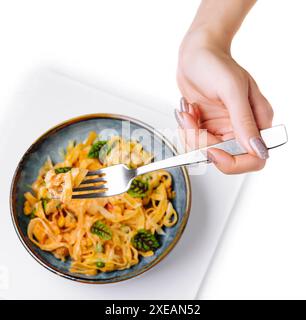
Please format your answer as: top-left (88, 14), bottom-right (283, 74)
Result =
top-left (72, 169), bottom-right (108, 199)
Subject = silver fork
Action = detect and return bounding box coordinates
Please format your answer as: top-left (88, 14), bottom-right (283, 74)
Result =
top-left (72, 124), bottom-right (288, 199)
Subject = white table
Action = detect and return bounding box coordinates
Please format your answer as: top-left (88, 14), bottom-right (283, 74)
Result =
top-left (0, 69), bottom-right (244, 299)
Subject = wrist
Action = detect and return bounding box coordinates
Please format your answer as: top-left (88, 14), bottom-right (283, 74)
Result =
top-left (181, 0), bottom-right (256, 56)
top-left (180, 26), bottom-right (233, 57)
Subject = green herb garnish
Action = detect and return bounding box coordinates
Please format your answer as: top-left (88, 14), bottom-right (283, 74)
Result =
top-left (96, 260), bottom-right (105, 268)
top-left (29, 208), bottom-right (36, 219)
top-left (95, 242), bottom-right (103, 253)
top-left (131, 229), bottom-right (160, 252)
top-left (88, 141), bottom-right (107, 159)
top-left (127, 177), bottom-right (149, 198)
top-left (41, 198), bottom-right (49, 212)
top-left (90, 220), bottom-right (112, 240)
top-left (55, 167), bottom-right (72, 174)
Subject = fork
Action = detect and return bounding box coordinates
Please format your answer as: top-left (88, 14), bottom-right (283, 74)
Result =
top-left (72, 124), bottom-right (288, 199)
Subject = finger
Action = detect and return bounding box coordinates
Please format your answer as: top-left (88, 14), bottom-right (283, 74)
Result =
top-left (175, 111), bottom-right (219, 150)
top-left (207, 147), bottom-right (266, 174)
top-left (221, 80), bottom-right (269, 160)
top-left (188, 104), bottom-right (199, 122)
top-left (248, 76), bottom-right (274, 129)
top-left (193, 104), bottom-right (202, 119)
top-left (179, 97), bottom-right (200, 124)
top-left (177, 76), bottom-right (228, 120)
top-left (188, 103), bottom-right (201, 125)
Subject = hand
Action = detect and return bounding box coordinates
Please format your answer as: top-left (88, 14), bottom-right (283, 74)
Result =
top-left (176, 31), bottom-right (273, 174)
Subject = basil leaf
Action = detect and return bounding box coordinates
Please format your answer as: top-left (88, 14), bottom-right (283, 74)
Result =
top-left (131, 229), bottom-right (160, 252)
top-left (88, 141), bottom-right (107, 159)
top-left (55, 167), bottom-right (72, 174)
top-left (127, 177), bottom-right (149, 198)
top-left (90, 220), bottom-right (112, 240)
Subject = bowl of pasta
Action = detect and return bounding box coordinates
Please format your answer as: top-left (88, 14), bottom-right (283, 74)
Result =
top-left (10, 114), bottom-right (191, 283)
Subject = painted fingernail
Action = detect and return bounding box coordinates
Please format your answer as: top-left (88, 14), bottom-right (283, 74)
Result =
top-left (174, 109), bottom-right (185, 128)
top-left (206, 150), bottom-right (217, 164)
top-left (249, 137), bottom-right (269, 160)
top-left (180, 97), bottom-right (189, 112)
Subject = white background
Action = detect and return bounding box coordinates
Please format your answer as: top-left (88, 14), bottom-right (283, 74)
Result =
top-left (0, 0), bottom-right (305, 299)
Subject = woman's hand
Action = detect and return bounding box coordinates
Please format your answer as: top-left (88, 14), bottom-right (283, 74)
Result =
top-left (175, 1), bottom-right (273, 174)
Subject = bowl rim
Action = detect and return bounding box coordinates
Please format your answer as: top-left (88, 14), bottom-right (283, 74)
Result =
top-left (10, 113), bottom-right (191, 284)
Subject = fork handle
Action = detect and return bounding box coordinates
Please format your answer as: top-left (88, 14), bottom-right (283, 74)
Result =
top-left (136, 125), bottom-right (288, 176)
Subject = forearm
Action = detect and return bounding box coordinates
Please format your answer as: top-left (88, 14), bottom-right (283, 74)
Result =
top-left (183, 0), bottom-right (256, 53)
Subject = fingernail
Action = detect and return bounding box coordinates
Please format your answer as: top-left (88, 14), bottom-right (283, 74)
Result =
top-left (206, 150), bottom-right (217, 164)
top-left (249, 137), bottom-right (269, 160)
top-left (180, 97), bottom-right (189, 112)
top-left (174, 109), bottom-right (185, 128)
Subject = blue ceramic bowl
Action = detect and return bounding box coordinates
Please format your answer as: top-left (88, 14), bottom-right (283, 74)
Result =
top-left (10, 114), bottom-right (191, 283)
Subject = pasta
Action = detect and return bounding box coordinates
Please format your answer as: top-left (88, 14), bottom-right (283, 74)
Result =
top-left (23, 132), bottom-right (178, 275)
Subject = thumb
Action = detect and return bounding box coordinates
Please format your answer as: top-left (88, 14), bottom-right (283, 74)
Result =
top-left (221, 84), bottom-right (269, 160)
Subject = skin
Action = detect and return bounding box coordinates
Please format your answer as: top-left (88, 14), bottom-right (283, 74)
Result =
top-left (176, 0), bottom-right (273, 174)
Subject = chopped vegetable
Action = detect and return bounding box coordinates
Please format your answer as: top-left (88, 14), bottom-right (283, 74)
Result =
top-left (96, 242), bottom-right (103, 253)
top-left (106, 203), bottom-right (114, 211)
top-left (131, 229), bottom-right (160, 252)
top-left (85, 131), bottom-right (98, 146)
top-left (41, 198), bottom-right (49, 212)
top-left (96, 260), bottom-right (105, 268)
top-left (58, 216), bottom-right (65, 228)
top-left (127, 177), bottom-right (149, 198)
top-left (90, 220), bottom-right (112, 240)
top-left (55, 167), bottom-right (72, 174)
top-left (88, 141), bottom-right (107, 159)
top-left (29, 208), bottom-right (36, 219)
top-left (24, 201), bottom-right (33, 215)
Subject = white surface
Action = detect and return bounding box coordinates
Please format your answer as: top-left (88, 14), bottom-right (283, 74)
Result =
top-left (0, 70), bottom-right (244, 300)
top-left (0, 0), bottom-right (305, 299)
